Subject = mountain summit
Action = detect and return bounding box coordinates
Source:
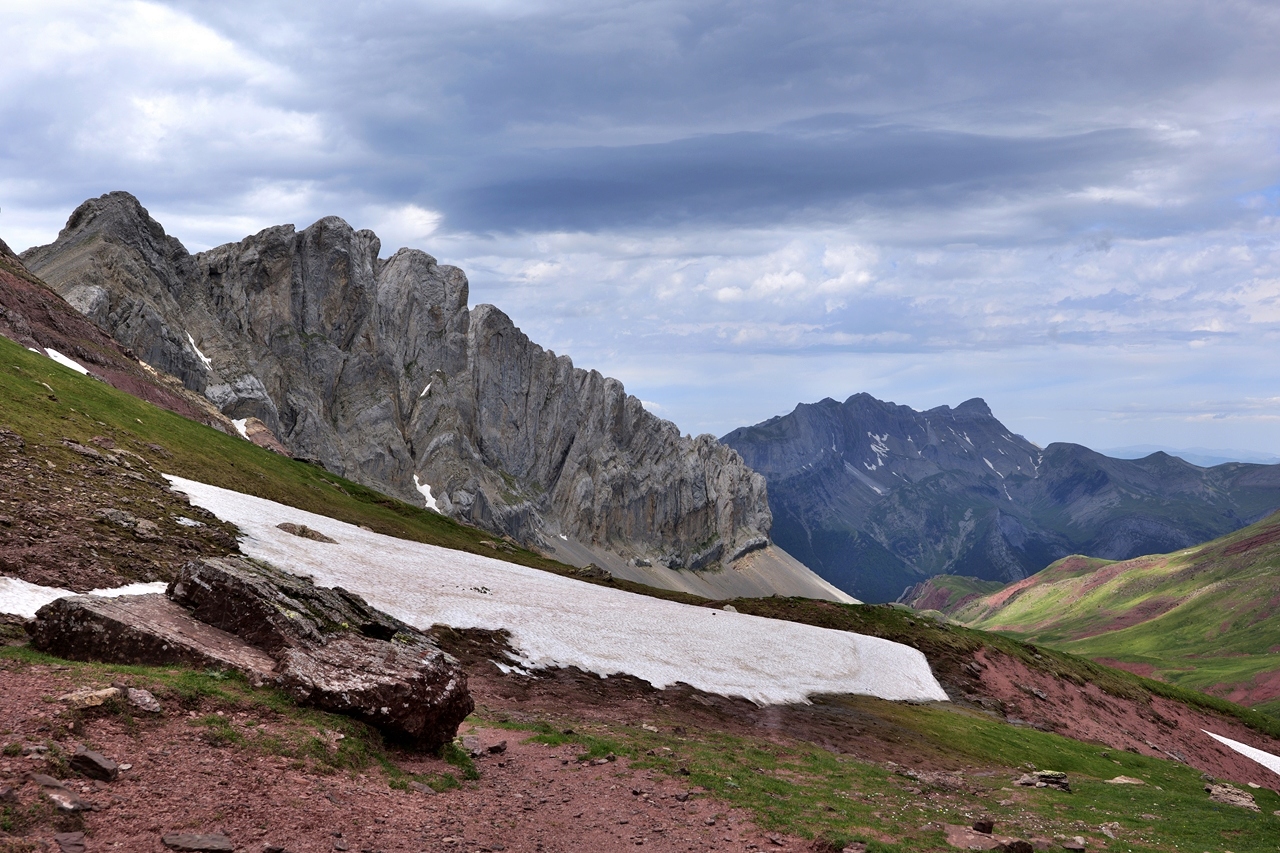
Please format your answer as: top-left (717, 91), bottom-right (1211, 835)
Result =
top-left (722, 392), bottom-right (1280, 601)
top-left (23, 192), bottom-right (844, 600)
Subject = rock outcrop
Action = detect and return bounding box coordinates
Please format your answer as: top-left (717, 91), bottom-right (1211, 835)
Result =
top-left (723, 393), bottom-right (1280, 601)
top-left (27, 557), bottom-right (472, 750)
top-left (22, 192), bottom-right (771, 574)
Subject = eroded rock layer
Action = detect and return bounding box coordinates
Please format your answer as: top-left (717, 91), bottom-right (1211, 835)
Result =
top-left (23, 192), bottom-right (770, 571)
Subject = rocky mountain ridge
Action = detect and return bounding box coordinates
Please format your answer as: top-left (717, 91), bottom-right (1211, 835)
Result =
top-left (20, 192), bottom-right (840, 599)
top-left (722, 392), bottom-right (1280, 602)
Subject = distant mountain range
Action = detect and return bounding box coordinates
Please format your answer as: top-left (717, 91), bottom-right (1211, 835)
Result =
top-left (1102, 445), bottom-right (1280, 468)
top-left (722, 393), bottom-right (1280, 602)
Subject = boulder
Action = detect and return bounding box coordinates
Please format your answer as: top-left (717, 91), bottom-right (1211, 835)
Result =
top-left (171, 557), bottom-right (472, 750)
top-left (69, 747), bottom-right (119, 781)
top-left (27, 593), bottom-right (277, 681)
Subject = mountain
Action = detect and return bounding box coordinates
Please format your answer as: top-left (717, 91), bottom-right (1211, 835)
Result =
top-left (20, 192), bottom-right (845, 601)
top-left (929, 509), bottom-right (1280, 715)
top-left (1103, 444), bottom-right (1280, 468)
top-left (721, 392), bottom-right (1280, 602)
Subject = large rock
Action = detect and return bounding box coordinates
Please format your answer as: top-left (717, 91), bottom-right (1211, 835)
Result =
top-left (170, 557), bottom-right (472, 749)
top-left (28, 558), bottom-right (472, 750)
top-left (25, 593), bottom-right (277, 680)
top-left (22, 192), bottom-right (771, 574)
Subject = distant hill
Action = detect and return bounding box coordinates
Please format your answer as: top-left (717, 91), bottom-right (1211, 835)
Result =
top-left (722, 393), bottom-right (1280, 602)
top-left (932, 510), bottom-right (1280, 716)
top-left (1103, 444), bottom-right (1280, 468)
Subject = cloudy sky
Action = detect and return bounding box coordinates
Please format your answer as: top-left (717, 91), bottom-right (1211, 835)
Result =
top-left (3, 0), bottom-right (1280, 454)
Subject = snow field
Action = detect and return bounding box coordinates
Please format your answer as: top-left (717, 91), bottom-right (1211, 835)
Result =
top-left (166, 476), bottom-right (949, 706)
top-left (1203, 730), bottom-right (1280, 779)
top-left (0, 577), bottom-right (169, 619)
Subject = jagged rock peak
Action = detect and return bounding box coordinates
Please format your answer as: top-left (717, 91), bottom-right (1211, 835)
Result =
top-left (22, 193), bottom-right (772, 573)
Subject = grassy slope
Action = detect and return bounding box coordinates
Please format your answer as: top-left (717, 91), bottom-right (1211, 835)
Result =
top-left (948, 515), bottom-right (1280, 714)
top-left (0, 333), bottom-right (571, 573)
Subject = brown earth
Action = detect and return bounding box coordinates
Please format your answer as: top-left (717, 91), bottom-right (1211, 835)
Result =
top-left (0, 427), bottom-right (238, 592)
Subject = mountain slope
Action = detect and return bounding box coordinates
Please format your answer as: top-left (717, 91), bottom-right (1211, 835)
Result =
top-left (21, 192), bottom-right (806, 588)
top-left (722, 393), bottom-right (1280, 602)
top-left (943, 511), bottom-right (1280, 714)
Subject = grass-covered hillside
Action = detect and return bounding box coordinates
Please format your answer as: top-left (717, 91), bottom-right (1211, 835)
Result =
top-left (0, 331), bottom-right (572, 576)
top-left (946, 515), bottom-right (1280, 716)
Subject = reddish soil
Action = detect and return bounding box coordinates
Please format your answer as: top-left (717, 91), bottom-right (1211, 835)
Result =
top-left (971, 648), bottom-right (1280, 789)
top-left (1092, 658), bottom-right (1157, 679)
top-left (1219, 667), bottom-right (1280, 708)
top-left (0, 660), bottom-right (811, 853)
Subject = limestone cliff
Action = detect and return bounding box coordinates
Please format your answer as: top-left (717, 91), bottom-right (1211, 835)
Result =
top-left (23, 192), bottom-right (784, 580)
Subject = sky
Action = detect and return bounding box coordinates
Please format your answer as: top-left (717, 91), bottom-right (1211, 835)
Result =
top-left (2, 0), bottom-right (1279, 453)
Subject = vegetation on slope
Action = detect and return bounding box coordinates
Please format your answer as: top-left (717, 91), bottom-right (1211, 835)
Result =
top-left (939, 515), bottom-right (1280, 716)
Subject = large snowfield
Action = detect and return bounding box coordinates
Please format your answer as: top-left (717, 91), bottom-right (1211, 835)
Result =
top-left (0, 577), bottom-right (168, 618)
top-left (146, 476), bottom-right (947, 706)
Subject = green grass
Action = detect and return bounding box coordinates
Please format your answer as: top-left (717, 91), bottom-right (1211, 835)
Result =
top-left (485, 701), bottom-right (1280, 852)
top-left (0, 333), bottom-right (572, 572)
top-left (940, 512), bottom-right (1280, 713)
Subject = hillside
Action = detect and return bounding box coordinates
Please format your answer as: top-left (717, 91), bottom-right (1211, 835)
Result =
top-left (722, 392), bottom-right (1280, 602)
top-left (940, 511), bottom-right (1280, 715)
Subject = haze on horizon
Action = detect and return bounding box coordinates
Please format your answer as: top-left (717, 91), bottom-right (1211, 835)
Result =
top-left (2, 1), bottom-right (1278, 456)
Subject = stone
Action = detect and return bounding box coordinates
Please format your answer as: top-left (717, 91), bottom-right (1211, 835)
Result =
top-left (57, 686), bottom-right (122, 709)
top-left (277, 522), bottom-right (337, 543)
top-left (972, 818), bottom-right (994, 834)
top-left (161, 832), bottom-right (235, 851)
top-left (172, 557), bottom-right (473, 750)
top-left (53, 832), bottom-right (86, 853)
top-left (0, 785), bottom-right (18, 803)
top-left (408, 781), bottom-right (436, 795)
top-left (1061, 838), bottom-right (1086, 852)
top-left (1104, 775), bottom-right (1143, 785)
top-left (127, 686), bottom-right (163, 713)
top-left (1204, 782), bottom-right (1259, 811)
top-left (27, 593), bottom-right (277, 681)
top-left (1014, 770), bottom-right (1070, 792)
top-left (28, 774), bottom-right (91, 812)
top-left (70, 746), bottom-right (119, 781)
top-left (487, 740), bottom-right (508, 754)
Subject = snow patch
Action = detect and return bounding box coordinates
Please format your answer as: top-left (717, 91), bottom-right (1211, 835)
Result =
top-left (186, 333), bottom-right (213, 370)
top-left (419, 383), bottom-right (432, 399)
top-left (414, 474), bottom-right (439, 512)
top-left (0, 577), bottom-right (169, 619)
top-left (44, 348), bottom-right (90, 375)
top-left (1203, 730), bottom-right (1280, 778)
top-left (164, 475), bottom-right (950, 706)
top-left (231, 418), bottom-right (249, 439)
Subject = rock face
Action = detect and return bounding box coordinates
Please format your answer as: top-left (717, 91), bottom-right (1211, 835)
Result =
top-left (28, 557), bottom-right (472, 750)
top-left (722, 393), bottom-right (1280, 601)
top-left (22, 192), bottom-right (770, 572)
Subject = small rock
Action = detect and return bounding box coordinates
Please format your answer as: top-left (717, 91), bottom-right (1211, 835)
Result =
top-left (972, 818), bottom-right (995, 834)
top-left (127, 687), bottom-right (163, 713)
top-left (0, 785), bottom-right (17, 803)
top-left (1205, 782), bottom-right (1259, 811)
top-left (264, 846), bottom-right (286, 853)
top-left (841, 844), bottom-right (868, 853)
top-left (70, 746), bottom-right (119, 781)
top-left (487, 740), bottom-right (507, 755)
top-left (1099, 823), bottom-right (1119, 840)
top-left (1015, 770), bottom-right (1070, 792)
top-left (1061, 837), bottom-right (1086, 852)
top-left (276, 522), bottom-right (337, 544)
top-left (161, 832), bottom-right (236, 851)
top-left (722, 605), bottom-right (738, 613)
top-left (134, 518), bottom-right (161, 539)
top-left (53, 832), bottom-right (86, 853)
top-left (1104, 776), bottom-right (1143, 785)
top-left (58, 686), bottom-right (122, 710)
top-left (408, 781), bottom-right (435, 795)
top-left (29, 773), bottom-right (91, 812)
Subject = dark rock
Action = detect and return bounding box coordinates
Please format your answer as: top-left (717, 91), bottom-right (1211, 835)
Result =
top-left (0, 785), bottom-right (18, 803)
top-left (70, 746), bottom-right (119, 781)
top-left (169, 557), bottom-right (409, 653)
top-left (161, 832), bottom-right (235, 851)
top-left (487, 740), bottom-right (508, 755)
top-left (1060, 838), bottom-right (1086, 852)
top-left (53, 832), bottom-right (86, 853)
top-left (172, 557), bottom-right (472, 750)
top-left (28, 773), bottom-right (91, 812)
top-left (972, 818), bottom-right (995, 834)
top-left (26, 593), bottom-right (277, 681)
top-left (277, 522), bottom-right (337, 543)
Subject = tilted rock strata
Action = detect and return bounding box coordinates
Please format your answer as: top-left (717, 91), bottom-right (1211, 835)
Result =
top-left (23, 192), bottom-right (770, 570)
top-left (28, 557), bottom-right (473, 750)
